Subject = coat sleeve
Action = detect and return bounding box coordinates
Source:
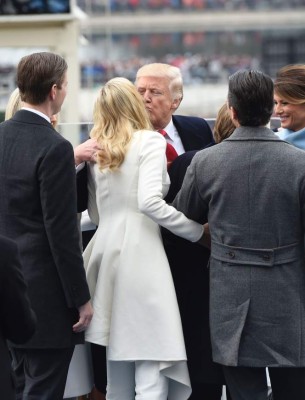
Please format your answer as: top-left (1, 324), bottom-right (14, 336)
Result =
top-left (76, 163), bottom-right (89, 213)
top-left (172, 152), bottom-right (209, 224)
top-left (38, 139), bottom-right (90, 308)
top-left (137, 131), bottom-right (203, 242)
top-left (87, 164), bottom-right (100, 227)
top-left (0, 237), bottom-right (36, 344)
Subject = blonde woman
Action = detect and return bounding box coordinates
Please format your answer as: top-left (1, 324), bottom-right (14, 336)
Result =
top-left (4, 88), bottom-right (22, 120)
top-left (5, 87), bottom-right (59, 128)
top-left (83, 77), bottom-right (204, 400)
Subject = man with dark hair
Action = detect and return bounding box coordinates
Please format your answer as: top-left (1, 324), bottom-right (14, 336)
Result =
top-left (0, 52), bottom-right (93, 400)
top-left (173, 70), bottom-right (305, 400)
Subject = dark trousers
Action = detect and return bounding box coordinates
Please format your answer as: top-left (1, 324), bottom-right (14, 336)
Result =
top-left (10, 347), bottom-right (74, 400)
top-left (189, 382), bottom-right (223, 400)
top-left (91, 343), bottom-right (107, 394)
top-left (223, 366), bottom-right (305, 400)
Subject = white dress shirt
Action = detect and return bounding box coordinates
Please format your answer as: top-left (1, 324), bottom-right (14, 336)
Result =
top-left (163, 119), bottom-right (185, 155)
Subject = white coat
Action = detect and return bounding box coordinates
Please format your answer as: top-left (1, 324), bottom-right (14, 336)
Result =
top-left (84, 130), bottom-right (203, 400)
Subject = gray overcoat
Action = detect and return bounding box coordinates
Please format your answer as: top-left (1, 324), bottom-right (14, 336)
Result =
top-left (173, 126), bottom-right (305, 368)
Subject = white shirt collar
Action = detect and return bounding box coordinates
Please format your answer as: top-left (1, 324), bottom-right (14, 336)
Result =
top-left (162, 119), bottom-right (185, 155)
top-left (21, 107), bottom-right (51, 123)
top-left (163, 119), bottom-right (176, 141)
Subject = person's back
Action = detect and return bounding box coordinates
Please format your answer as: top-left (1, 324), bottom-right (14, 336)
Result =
top-left (174, 69), bottom-right (305, 400)
top-left (197, 132), bottom-right (305, 249)
top-left (84, 78), bottom-right (204, 400)
top-left (88, 130), bottom-right (169, 220)
top-left (193, 128), bottom-right (305, 359)
top-left (0, 51), bottom-right (92, 400)
top-left (0, 111), bottom-right (86, 344)
top-left (0, 114), bottom-right (69, 247)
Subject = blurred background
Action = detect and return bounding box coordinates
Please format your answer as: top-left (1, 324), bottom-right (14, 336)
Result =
top-left (0, 0), bottom-right (304, 144)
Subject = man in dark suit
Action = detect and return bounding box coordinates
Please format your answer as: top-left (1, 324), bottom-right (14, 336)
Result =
top-left (135, 63), bottom-right (225, 400)
top-left (0, 52), bottom-right (93, 400)
top-left (0, 235), bottom-right (36, 400)
top-left (75, 63), bottom-right (222, 400)
top-left (135, 63), bottom-right (213, 153)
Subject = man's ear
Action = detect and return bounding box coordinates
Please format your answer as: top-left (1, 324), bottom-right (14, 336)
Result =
top-left (172, 97), bottom-right (182, 110)
top-left (228, 105), bottom-right (235, 119)
top-left (50, 84), bottom-right (57, 101)
top-left (229, 105), bottom-right (239, 126)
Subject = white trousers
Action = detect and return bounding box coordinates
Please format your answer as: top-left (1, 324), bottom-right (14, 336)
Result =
top-left (106, 358), bottom-right (169, 400)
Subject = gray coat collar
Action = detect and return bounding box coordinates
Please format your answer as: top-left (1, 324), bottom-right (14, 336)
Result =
top-left (225, 126), bottom-right (283, 142)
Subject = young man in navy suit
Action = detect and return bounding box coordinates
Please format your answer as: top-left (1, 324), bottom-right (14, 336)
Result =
top-left (0, 52), bottom-right (93, 400)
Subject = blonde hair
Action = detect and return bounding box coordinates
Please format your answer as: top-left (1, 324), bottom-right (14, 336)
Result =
top-left (90, 77), bottom-right (152, 171)
top-left (213, 103), bottom-right (235, 144)
top-left (5, 88), bottom-right (22, 120)
top-left (135, 63), bottom-right (183, 102)
top-left (274, 64), bottom-right (305, 105)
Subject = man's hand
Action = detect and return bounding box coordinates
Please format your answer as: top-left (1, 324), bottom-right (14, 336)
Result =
top-left (197, 223), bottom-right (211, 249)
top-left (73, 301), bottom-right (94, 332)
top-left (74, 138), bottom-right (101, 166)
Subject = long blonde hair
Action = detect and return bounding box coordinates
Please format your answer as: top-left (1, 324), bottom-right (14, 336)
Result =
top-left (90, 77), bottom-right (152, 171)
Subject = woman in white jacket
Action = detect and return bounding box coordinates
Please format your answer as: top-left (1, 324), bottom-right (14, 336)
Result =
top-left (83, 77), bottom-right (204, 400)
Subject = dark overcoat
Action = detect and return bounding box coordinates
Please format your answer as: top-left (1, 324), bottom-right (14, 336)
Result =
top-left (162, 116), bottom-right (225, 385)
top-left (174, 126), bottom-right (305, 367)
top-left (0, 110), bottom-right (90, 348)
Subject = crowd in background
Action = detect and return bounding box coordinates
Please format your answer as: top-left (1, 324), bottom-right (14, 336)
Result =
top-left (78, 0), bottom-right (305, 13)
top-left (0, 0), bottom-right (70, 14)
top-left (0, 53), bottom-right (260, 90)
top-left (81, 53), bottom-right (259, 87)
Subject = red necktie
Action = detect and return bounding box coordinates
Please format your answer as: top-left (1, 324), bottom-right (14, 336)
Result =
top-left (158, 129), bottom-right (178, 165)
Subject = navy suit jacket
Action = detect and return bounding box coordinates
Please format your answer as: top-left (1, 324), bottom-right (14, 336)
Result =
top-left (171, 115), bottom-right (214, 151)
top-left (0, 110), bottom-right (90, 348)
top-left (0, 235), bottom-right (36, 400)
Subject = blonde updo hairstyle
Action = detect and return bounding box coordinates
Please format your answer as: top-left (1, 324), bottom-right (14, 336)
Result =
top-left (90, 77), bottom-right (152, 171)
top-left (5, 87), bottom-right (58, 128)
top-left (274, 64), bottom-right (305, 105)
top-left (5, 88), bottom-right (22, 120)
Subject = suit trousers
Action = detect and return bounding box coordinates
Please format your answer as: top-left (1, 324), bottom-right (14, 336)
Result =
top-left (91, 343), bottom-right (107, 394)
top-left (106, 356), bottom-right (168, 400)
top-left (10, 347), bottom-right (74, 400)
top-left (190, 382), bottom-right (224, 400)
top-left (223, 365), bottom-right (305, 400)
